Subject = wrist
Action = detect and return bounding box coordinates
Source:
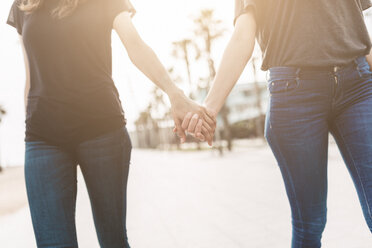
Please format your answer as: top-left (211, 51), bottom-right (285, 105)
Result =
top-left (168, 87), bottom-right (186, 102)
top-left (203, 100), bottom-right (219, 116)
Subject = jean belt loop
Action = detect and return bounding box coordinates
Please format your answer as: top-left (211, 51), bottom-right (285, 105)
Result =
top-left (354, 57), bottom-right (363, 77)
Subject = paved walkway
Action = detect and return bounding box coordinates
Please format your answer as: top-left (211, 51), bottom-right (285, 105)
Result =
top-left (0, 142), bottom-right (371, 247)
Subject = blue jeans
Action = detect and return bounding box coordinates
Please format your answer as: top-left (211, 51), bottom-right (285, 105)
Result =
top-left (25, 126), bottom-right (132, 248)
top-left (265, 57), bottom-right (372, 247)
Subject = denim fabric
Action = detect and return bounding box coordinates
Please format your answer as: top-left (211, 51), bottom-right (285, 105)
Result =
top-left (25, 126), bottom-right (132, 248)
top-left (265, 57), bottom-right (372, 247)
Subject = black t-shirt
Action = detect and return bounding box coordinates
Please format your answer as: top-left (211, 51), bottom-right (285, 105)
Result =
top-left (235, 0), bottom-right (372, 71)
top-left (7, 0), bottom-right (135, 147)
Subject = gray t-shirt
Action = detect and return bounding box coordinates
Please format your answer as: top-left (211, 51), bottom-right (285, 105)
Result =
top-left (235, 0), bottom-right (372, 71)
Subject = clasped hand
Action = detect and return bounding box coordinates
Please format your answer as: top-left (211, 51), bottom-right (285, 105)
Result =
top-left (170, 92), bottom-right (217, 145)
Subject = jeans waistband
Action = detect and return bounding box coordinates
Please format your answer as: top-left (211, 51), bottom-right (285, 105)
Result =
top-left (268, 56), bottom-right (367, 81)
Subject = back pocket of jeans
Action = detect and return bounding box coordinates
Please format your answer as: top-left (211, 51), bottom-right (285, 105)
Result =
top-left (357, 63), bottom-right (372, 79)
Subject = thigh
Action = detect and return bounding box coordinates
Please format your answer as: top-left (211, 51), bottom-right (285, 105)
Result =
top-left (25, 140), bottom-right (78, 247)
top-left (331, 72), bottom-right (372, 229)
top-left (77, 126), bottom-right (132, 248)
top-left (265, 77), bottom-right (330, 236)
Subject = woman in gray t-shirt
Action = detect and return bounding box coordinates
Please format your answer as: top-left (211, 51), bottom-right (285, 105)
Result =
top-left (183, 0), bottom-right (372, 247)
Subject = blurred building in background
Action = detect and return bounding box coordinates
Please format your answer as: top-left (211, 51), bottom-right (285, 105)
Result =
top-left (130, 81), bottom-right (268, 149)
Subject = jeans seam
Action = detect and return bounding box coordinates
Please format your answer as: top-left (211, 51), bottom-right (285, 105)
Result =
top-left (266, 131), bottom-right (304, 242)
top-left (334, 122), bottom-right (372, 222)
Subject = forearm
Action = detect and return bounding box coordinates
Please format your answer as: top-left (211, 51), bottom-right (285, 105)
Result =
top-left (128, 43), bottom-right (183, 99)
top-left (204, 15), bottom-right (256, 114)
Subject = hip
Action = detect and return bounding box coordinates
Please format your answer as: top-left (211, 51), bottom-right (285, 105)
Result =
top-left (25, 115), bottom-right (127, 149)
top-left (267, 56), bottom-right (372, 105)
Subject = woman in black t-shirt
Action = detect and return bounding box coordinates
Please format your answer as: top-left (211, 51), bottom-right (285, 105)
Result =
top-left (7, 0), bottom-right (215, 247)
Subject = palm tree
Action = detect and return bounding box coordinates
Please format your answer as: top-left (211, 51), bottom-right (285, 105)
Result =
top-left (192, 9), bottom-right (232, 152)
top-left (193, 9), bottom-right (225, 84)
top-left (172, 39), bottom-right (194, 93)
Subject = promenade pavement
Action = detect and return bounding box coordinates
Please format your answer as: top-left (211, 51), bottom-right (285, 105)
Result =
top-left (0, 140), bottom-right (371, 247)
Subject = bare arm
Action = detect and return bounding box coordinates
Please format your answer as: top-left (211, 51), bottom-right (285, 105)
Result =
top-left (203, 11), bottom-right (257, 115)
top-left (113, 12), bottom-right (215, 144)
top-left (180, 10), bottom-right (256, 138)
top-left (20, 36), bottom-right (30, 114)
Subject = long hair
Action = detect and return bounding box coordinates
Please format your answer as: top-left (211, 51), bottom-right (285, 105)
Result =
top-left (19, 0), bottom-right (81, 19)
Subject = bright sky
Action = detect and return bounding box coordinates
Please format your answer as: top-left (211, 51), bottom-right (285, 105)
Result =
top-left (0, 1), bottom-right (370, 166)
